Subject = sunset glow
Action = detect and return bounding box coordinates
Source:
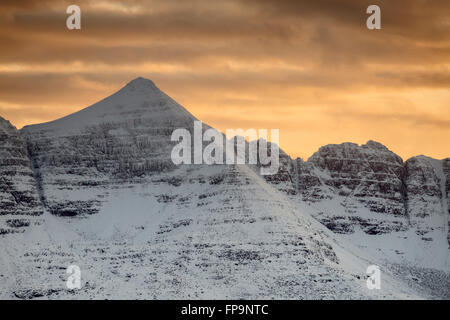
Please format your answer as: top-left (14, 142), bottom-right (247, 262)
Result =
top-left (0, 0), bottom-right (449, 160)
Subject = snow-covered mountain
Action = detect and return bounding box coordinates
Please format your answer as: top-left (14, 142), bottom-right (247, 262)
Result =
top-left (0, 77), bottom-right (448, 299)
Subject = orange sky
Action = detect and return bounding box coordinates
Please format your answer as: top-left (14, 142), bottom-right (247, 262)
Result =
top-left (0, 0), bottom-right (449, 160)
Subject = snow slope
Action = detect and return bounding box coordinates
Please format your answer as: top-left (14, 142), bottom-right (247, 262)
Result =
top-left (0, 164), bottom-right (423, 299)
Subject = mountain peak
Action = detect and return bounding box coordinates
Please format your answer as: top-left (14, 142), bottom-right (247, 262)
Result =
top-left (0, 116), bottom-right (16, 134)
top-left (20, 76), bottom-right (196, 136)
top-left (363, 140), bottom-right (388, 151)
top-left (122, 77), bottom-right (159, 92)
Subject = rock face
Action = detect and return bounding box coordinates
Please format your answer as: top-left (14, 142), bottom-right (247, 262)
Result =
top-left (307, 141), bottom-right (406, 216)
top-left (442, 159), bottom-right (450, 246)
top-left (264, 141), bottom-right (449, 241)
top-left (404, 156), bottom-right (447, 236)
top-left (0, 117), bottom-right (43, 235)
top-left (279, 141), bottom-right (408, 235)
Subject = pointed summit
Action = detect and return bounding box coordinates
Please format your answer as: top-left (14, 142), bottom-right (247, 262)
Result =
top-left (21, 77), bottom-right (197, 136)
top-left (122, 77), bottom-right (159, 93)
top-left (363, 140), bottom-right (389, 151)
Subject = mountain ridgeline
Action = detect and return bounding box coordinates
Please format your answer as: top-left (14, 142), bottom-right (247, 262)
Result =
top-left (0, 77), bottom-right (448, 247)
top-left (274, 141), bottom-right (450, 242)
top-left (1, 77), bottom-right (449, 299)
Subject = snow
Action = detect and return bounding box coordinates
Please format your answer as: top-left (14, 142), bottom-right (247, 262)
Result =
top-left (21, 77), bottom-right (196, 137)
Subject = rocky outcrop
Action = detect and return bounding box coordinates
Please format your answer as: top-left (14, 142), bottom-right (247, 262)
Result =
top-left (404, 156), bottom-right (448, 238)
top-left (268, 141), bottom-right (449, 238)
top-left (405, 157), bottom-right (444, 219)
top-left (275, 141), bottom-right (408, 235)
top-left (306, 141), bottom-right (406, 216)
top-left (0, 117), bottom-right (43, 234)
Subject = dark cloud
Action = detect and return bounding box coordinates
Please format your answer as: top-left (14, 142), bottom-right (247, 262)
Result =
top-left (1, 0), bottom-right (449, 67)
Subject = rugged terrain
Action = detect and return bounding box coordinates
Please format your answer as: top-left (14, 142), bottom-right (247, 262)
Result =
top-left (0, 77), bottom-right (448, 299)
